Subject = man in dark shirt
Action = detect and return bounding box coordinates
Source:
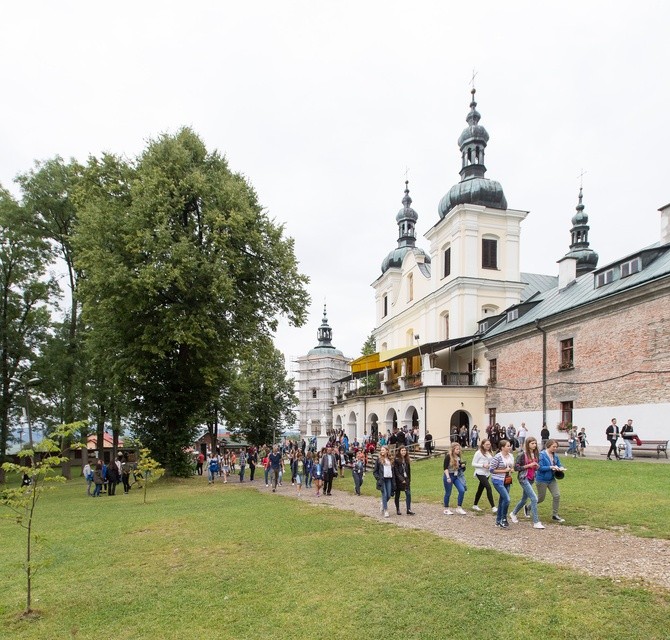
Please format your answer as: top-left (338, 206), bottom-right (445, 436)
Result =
top-left (268, 445), bottom-right (282, 492)
top-left (540, 424), bottom-right (550, 450)
top-left (321, 446), bottom-right (337, 495)
top-left (606, 418), bottom-right (620, 460)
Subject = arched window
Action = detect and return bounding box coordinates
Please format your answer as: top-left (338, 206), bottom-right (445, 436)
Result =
top-left (407, 273), bottom-right (414, 302)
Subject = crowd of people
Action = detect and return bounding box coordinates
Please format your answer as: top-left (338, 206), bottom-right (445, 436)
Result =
top-left (82, 453), bottom-right (140, 497)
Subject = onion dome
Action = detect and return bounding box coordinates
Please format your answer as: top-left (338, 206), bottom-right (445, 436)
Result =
top-left (381, 182), bottom-right (431, 273)
top-left (438, 88), bottom-right (507, 219)
top-left (564, 187), bottom-right (599, 275)
top-left (308, 304), bottom-right (343, 355)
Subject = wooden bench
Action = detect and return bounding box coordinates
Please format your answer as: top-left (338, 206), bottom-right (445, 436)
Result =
top-left (618, 439), bottom-right (668, 459)
top-left (552, 437), bottom-right (578, 454)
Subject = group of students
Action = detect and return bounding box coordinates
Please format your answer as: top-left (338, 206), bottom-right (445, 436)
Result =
top-left (443, 437), bottom-right (567, 529)
top-left (83, 454), bottom-right (136, 497)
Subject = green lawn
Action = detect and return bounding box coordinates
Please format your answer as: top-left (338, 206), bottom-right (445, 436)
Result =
top-left (1, 471), bottom-right (669, 640)
top-left (353, 452), bottom-right (670, 539)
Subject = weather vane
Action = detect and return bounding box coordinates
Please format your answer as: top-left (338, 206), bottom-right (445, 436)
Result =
top-left (404, 166), bottom-right (409, 182)
top-left (470, 68), bottom-right (478, 91)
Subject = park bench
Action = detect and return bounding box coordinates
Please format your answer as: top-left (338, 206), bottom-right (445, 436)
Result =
top-left (617, 439), bottom-right (668, 459)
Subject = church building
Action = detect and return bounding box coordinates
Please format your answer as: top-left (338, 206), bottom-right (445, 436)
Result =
top-left (322, 88), bottom-right (670, 450)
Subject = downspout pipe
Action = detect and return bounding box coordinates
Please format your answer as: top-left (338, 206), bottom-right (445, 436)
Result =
top-left (535, 319), bottom-right (547, 427)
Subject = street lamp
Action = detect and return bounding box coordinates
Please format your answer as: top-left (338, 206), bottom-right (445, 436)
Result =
top-left (11, 377), bottom-right (40, 450)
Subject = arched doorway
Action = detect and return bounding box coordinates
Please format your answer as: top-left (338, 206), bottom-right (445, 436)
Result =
top-left (367, 413), bottom-right (379, 442)
top-left (384, 407), bottom-right (398, 438)
top-left (347, 411), bottom-right (357, 441)
top-left (449, 410), bottom-right (470, 445)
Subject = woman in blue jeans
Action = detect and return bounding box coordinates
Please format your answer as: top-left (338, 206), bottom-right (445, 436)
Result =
top-left (490, 439), bottom-right (515, 528)
top-left (510, 437), bottom-right (545, 529)
top-left (373, 446), bottom-right (395, 518)
top-left (443, 442), bottom-right (467, 515)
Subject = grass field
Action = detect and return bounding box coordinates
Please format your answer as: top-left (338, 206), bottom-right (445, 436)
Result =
top-left (0, 456), bottom-right (669, 640)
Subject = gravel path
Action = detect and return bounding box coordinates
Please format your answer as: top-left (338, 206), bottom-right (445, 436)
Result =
top-left (245, 479), bottom-right (670, 590)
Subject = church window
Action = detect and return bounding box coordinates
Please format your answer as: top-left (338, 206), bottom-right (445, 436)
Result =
top-left (383, 295), bottom-right (388, 317)
top-left (560, 338), bottom-right (574, 370)
top-left (443, 247), bottom-right (451, 278)
top-left (560, 401), bottom-right (573, 426)
top-left (482, 238), bottom-right (498, 269)
top-left (621, 257), bottom-right (641, 278)
top-left (407, 273), bottom-right (414, 302)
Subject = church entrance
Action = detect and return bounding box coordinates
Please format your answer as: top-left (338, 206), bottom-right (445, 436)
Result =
top-left (449, 410), bottom-right (470, 444)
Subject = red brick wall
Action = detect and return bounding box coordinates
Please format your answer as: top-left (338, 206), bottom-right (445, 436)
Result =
top-left (485, 291), bottom-right (670, 413)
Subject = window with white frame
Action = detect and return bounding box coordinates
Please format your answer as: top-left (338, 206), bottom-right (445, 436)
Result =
top-left (621, 257), bottom-right (641, 278)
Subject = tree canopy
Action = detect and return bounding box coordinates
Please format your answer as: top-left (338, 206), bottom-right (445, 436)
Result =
top-left (75, 129), bottom-right (309, 472)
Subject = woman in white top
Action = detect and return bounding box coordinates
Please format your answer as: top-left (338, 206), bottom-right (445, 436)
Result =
top-left (489, 439), bottom-right (515, 528)
top-left (471, 439), bottom-right (496, 513)
top-left (373, 446), bottom-right (395, 518)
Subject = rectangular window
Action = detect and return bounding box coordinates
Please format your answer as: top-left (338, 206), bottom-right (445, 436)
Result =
top-left (489, 358), bottom-right (497, 384)
top-left (383, 295), bottom-right (388, 317)
top-left (488, 408), bottom-right (496, 426)
top-left (311, 388), bottom-right (317, 399)
top-left (443, 247), bottom-right (451, 278)
top-left (507, 308), bottom-right (519, 322)
top-left (560, 401), bottom-right (573, 427)
top-left (595, 269), bottom-right (614, 288)
top-left (621, 257), bottom-right (641, 278)
top-left (482, 238), bottom-right (497, 269)
top-left (560, 338), bottom-right (574, 369)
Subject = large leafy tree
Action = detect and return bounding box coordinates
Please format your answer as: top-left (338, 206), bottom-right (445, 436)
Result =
top-left (0, 188), bottom-right (56, 483)
top-left (75, 129), bottom-right (309, 473)
top-left (224, 336), bottom-right (297, 446)
top-left (16, 158), bottom-right (85, 478)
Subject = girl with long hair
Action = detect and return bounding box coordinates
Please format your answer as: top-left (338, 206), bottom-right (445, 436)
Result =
top-left (471, 439), bottom-right (497, 513)
top-left (373, 445), bottom-right (394, 518)
top-left (489, 439), bottom-right (515, 528)
top-left (510, 437), bottom-right (545, 529)
top-left (443, 442), bottom-right (467, 515)
top-left (393, 446), bottom-right (415, 515)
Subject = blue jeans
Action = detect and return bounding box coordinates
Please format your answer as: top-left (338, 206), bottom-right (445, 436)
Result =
top-left (512, 478), bottom-right (539, 523)
top-left (93, 483), bottom-right (102, 497)
top-left (380, 478), bottom-right (393, 510)
top-left (623, 439), bottom-right (633, 459)
top-left (443, 473), bottom-right (466, 507)
top-left (239, 465), bottom-right (245, 482)
top-left (264, 467), bottom-right (270, 485)
top-left (492, 479), bottom-right (510, 524)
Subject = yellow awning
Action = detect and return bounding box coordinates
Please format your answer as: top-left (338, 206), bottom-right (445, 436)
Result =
top-left (379, 347), bottom-right (413, 363)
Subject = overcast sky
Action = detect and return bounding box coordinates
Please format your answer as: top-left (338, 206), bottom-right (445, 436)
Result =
top-left (2, 1), bottom-right (668, 375)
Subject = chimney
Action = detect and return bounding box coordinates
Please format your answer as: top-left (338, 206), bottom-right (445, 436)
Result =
top-left (557, 256), bottom-right (577, 289)
top-left (659, 203), bottom-right (670, 246)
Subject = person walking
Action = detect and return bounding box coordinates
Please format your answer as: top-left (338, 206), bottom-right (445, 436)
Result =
top-left (121, 456), bottom-right (133, 493)
top-left (443, 442), bottom-right (467, 516)
top-left (471, 439), bottom-right (496, 513)
top-left (620, 419), bottom-right (635, 460)
top-left (489, 440), bottom-right (515, 528)
top-left (238, 448), bottom-right (246, 482)
top-left (606, 418), bottom-right (620, 460)
top-left (373, 445), bottom-right (394, 518)
top-left (312, 452), bottom-right (323, 496)
top-left (268, 445), bottom-right (282, 492)
top-left (248, 447), bottom-right (257, 481)
top-left (517, 423), bottom-right (528, 448)
top-left (470, 425), bottom-right (479, 449)
top-left (540, 424), bottom-right (550, 450)
top-left (196, 452), bottom-right (205, 476)
top-left (536, 439), bottom-right (567, 523)
top-left (393, 446), bottom-right (415, 515)
top-left (304, 451), bottom-right (314, 489)
top-left (509, 437), bottom-right (545, 529)
top-left (321, 446), bottom-right (337, 496)
top-left (352, 450), bottom-right (365, 496)
top-left (207, 454), bottom-right (219, 485)
top-left (293, 451), bottom-right (305, 496)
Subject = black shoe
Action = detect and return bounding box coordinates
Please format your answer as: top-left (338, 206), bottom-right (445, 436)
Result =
top-left (499, 520), bottom-right (509, 528)
top-left (607, 457), bottom-right (612, 460)
top-left (407, 510), bottom-right (415, 516)
top-left (396, 510), bottom-right (402, 515)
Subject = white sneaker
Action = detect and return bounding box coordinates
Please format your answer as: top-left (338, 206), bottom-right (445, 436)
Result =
top-left (455, 507), bottom-right (467, 515)
top-left (509, 513), bottom-right (519, 524)
top-left (383, 510), bottom-right (389, 518)
top-left (533, 522), bottom-right (546, 529)
top-left (492, 507), bottom-right (498, 514)
top-left (443, 509), bottom-right (453, 515)
top-left (472, 505), bottom-right (482, 512)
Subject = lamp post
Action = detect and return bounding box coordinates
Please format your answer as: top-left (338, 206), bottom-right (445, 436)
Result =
top-left (11, 377), bottom-right (40, 450)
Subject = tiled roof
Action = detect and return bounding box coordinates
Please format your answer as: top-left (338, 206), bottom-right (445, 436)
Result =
top-left (485, 243), bottom-right (670, 338)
